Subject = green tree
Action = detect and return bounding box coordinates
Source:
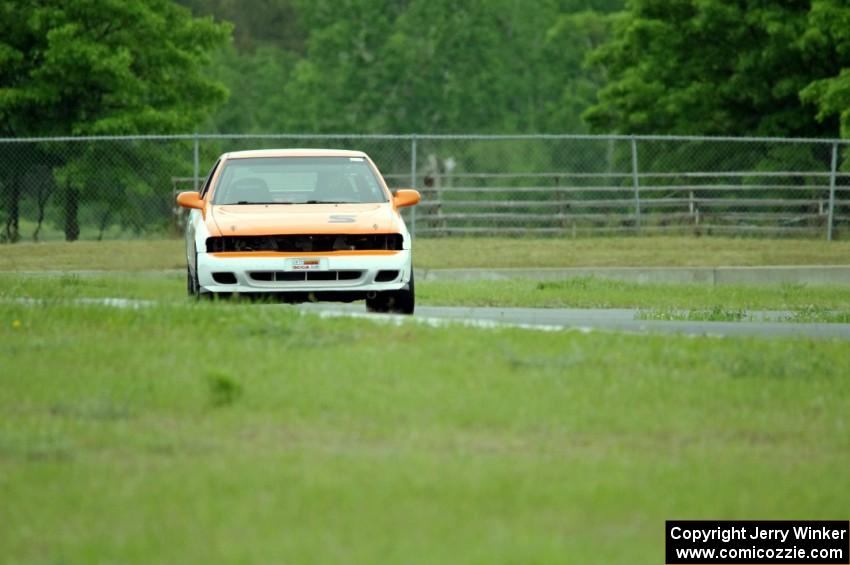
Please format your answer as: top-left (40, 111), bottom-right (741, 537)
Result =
top-left (175, 0), bottom-right (622, 135)
top-left (542, 8), bottom-right (620, 133)
top-left (583, 0), bottom-right (850, 137)
top-left (175, 0), bottom-right (305, 133)
top-left (799, 0), bottom-right (850, 138)
top-left (204, 44), bottom-right (297, 132)
top-left (278, 0), bottom-right (622, 134)
top-left (0, 0), bottom-right (231, 241)
top-left (177, 0), bottom-right (304, 53)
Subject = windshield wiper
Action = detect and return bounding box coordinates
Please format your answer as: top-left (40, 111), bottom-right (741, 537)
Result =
top-left (229, 200), bottom-right (351, 205)
top-left (233, 201), bottom-right (295, 205)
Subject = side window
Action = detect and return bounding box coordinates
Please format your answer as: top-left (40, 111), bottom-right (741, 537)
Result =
top-left (199, 160), bottom-right (220, 199)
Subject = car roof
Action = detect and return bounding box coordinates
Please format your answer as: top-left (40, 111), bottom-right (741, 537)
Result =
top-left (222, 148), bottom-right (369, 160)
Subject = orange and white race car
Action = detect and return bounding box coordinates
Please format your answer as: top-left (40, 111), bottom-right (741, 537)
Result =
top-left (176, 149), bottom-right (420, 314)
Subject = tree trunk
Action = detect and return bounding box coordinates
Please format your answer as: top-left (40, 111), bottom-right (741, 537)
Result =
top-left (97, 209), bottom-right (111, 241)
top-left (64, 182), bottom-right (80, 242)
top-left (33, 209), bottom-right (44, 242)
top-left (3, 175), bottom-right (21, 243)
top-left (33, 193), bottom-right (48, 242)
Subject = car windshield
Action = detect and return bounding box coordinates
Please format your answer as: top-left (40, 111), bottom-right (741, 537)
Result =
top-left (212, 156), bottom-right (389, 205)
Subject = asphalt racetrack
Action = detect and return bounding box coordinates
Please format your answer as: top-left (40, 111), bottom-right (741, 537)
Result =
top-left (301, 304), bottom-right (850, 340)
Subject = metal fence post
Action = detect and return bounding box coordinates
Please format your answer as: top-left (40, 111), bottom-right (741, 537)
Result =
top-left (630, 137), bottom-right (641, 232)
top-left (193, 133), bottom-right (200, 192)
top-left (827, 142), bottom-right (838, 241)
top-left (410, 134), bottom-right (417, 238)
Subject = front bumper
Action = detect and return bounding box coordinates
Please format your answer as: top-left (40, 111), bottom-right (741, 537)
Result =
top-left (196, 250), bottom-right (412, 294)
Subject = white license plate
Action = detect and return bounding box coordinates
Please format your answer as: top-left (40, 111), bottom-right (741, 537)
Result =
top-left (286, 258), bottom-right (327, 271)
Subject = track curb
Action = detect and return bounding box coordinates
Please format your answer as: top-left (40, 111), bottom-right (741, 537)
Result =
top-left (415, 265), bottom-right (850, 286)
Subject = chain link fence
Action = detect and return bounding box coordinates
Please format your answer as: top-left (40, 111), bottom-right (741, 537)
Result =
top-left (1, 134), bottom-right (849, 242)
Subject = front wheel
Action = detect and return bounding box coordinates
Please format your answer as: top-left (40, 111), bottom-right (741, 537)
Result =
top-left (366, 272), bottom-right (415, 315)
top-left (187, 267), bottom-right (199, 298)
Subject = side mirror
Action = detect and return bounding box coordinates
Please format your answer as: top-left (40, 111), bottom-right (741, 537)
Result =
top-left (177, 191), bottom-right (205, 210)
top-left (393, 189), bottom-right (421, 209)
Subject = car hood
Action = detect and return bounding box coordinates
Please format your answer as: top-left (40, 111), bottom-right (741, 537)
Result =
top-left (208, 202), bottom-right (401, 236)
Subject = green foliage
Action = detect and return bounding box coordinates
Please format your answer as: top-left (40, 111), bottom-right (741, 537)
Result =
top-left (279, 0), bottom-right (619, 133)
top-left (206, 371), bottom-right (243, 407)
top-left (799, 1), bottom-right (850, 138)
top-left (6, 0), bottom-right (850, 139)
top-left (0, 0), bottom-right (231, 240)
top-left (205, 45), bottom-right (297, 132)
top-left (585, 0), bottom-right (850, 137)
top-left (541, 6), bottom-right (623, 132)
top-left (0, 0), bottom-right (231, 136)
top-left (782, 305), bottom-right (850, 323)
top-left (635, 306), bottom-right (749, 322)
top-left (180, 0), bottom-right (850, 139)
top-left (178, 0), bottom-right (304, 52)
top-left (182, 0), bottom-right (623, 134)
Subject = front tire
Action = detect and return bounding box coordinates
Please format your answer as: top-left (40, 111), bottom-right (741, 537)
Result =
top-left (366, 272), bottom-right (415, 315)
top-left (187, 267), bottom-right (199, 298)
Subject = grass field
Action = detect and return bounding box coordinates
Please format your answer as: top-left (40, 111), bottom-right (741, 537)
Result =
top-left (2, 237), bottom-right (848, 562)
top-left (636, 305), bottom-right (850, 323)
top-left (2, 236), bottom-right (850, 271)
top-left (2, 299), bottom-right (849, 563)
top-left (3, 273), bottom-right (849, 319)
top-left (420, 278), bottom-right (850, 312)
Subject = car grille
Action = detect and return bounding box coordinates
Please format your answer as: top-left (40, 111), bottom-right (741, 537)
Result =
top-left (207, 233), bottom-right (404, 253)
top-left (249, 270), bottom-right (364, 282)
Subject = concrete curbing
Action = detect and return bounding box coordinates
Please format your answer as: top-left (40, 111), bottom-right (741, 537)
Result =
top-left (415, 265), bottom-right (850, 286)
